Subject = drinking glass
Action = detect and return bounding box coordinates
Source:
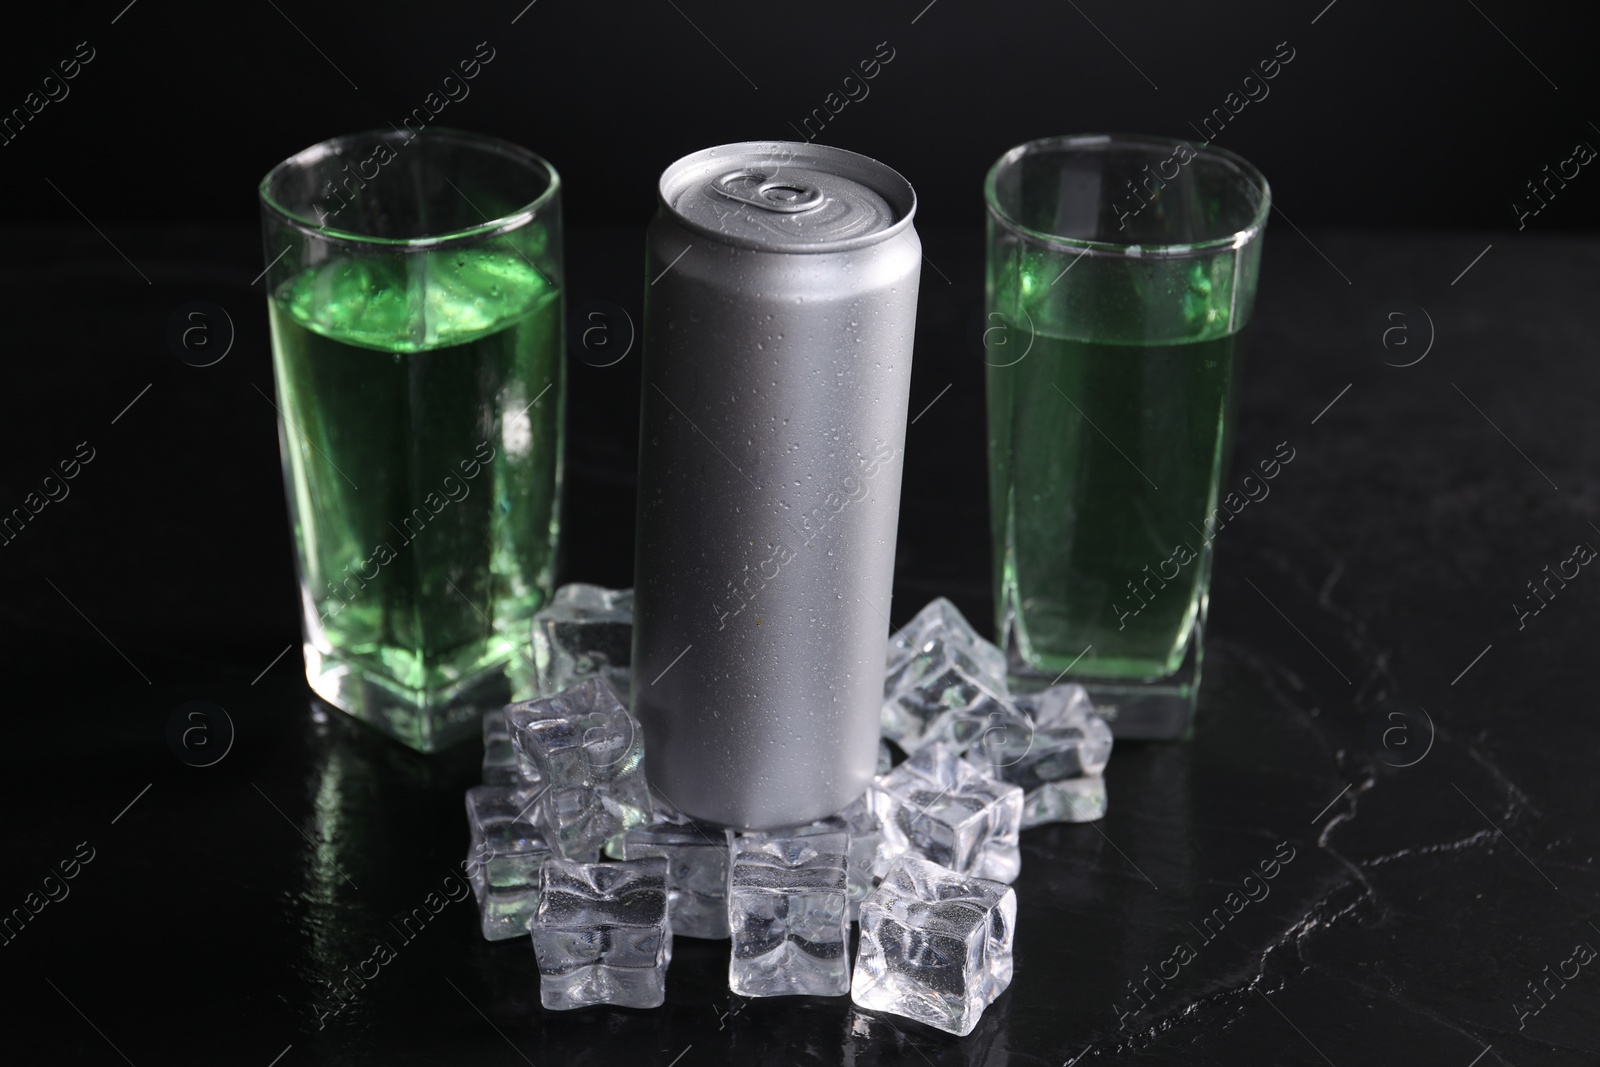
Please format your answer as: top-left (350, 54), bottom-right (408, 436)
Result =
top-left (984, 134), bottom-right (1269, 737)
top-left (259, 129), bottom-right (564, 752)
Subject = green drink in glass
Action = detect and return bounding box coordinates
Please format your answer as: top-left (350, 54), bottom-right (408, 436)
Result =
top-left (984, 135), bottom-right (1269, 737)
top-left (260, 130), bottom-right (564, 752)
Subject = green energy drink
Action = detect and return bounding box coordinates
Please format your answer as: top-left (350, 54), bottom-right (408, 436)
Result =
top-left (987, 328), bottom-right (1236, 681)
top-left (268, 248), bottom-right (563, 750)
top-left (984, 134), bottom-right (1269, 737)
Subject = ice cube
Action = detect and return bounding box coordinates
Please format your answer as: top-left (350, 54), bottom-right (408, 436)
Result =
top-left (882, 600), bottom-right (1012, 752)
top-left (786, 799), bottom-right (883, 923)
top-left (603, 790), bottom-right (689, 860)
top-left (507, 678), bottom-right (651, 859)
top-left (728, 827), bottom-right (851, 997)
top-left (883, 657), bottom-right (1016, 756)
top-left (835, 795), bottom-right (885, 922)
top-left (481, 708), bottom-right (539, 788)
top-left (869, 744), bottom-right (1023, 884)
top-left (1003, 683), bottom-right (1113, 779)
top-left (1021, 775), bottom-right (1108, 828)
top-left (924, 695), bottom-right (1037, 767)
top-left (977, 840), bottom-right (1022, 884)
top-left (620, 819), bottom-right (732, 940)
top-left (531, 583), bottom-right (634, 701)
top-left (464, 784), bottom-right (565, 941)
top-left (885, 597), bottom-right (1006, 692)
top-left (530, 856), bottom-right (672, 1010)
top-left (502, 698), bottom-right (545, 782)
top-left (850, 854), bottom-right (1016, 1037)
top-left (977, 684), bottom-right (1111, 828)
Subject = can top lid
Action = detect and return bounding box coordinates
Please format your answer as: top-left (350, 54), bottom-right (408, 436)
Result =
top-left (658, 141), bottom-right (917, 253)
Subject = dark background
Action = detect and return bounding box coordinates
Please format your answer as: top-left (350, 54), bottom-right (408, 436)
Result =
top-left (3, 3), bottom-right (1598, 1066)
top-left (2, 0), bottom-right (1597, 230)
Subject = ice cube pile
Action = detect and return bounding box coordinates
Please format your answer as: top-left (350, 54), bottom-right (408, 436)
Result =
top-left (884, 598), bottom-right (1112, 828)
top-left (463, 585), bottom-right (1113, 1034)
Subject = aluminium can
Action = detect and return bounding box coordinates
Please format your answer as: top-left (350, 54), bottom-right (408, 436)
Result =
top-left (632, 141), bottom-right (921, 830)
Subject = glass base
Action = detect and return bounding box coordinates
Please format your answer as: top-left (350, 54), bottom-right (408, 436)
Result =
top-left (303, 642), bottom-right (513, 753)
top-left (1006, 627), bottom-right (1200, 740)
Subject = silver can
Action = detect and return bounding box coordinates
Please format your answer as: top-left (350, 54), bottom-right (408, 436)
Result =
top-left (632, 141), bottom-right (921, 830)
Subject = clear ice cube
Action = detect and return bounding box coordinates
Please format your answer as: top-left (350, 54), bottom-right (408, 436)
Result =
top-left (604, 788), bottom-right (702, 859)
top-left (507, 678), bottom-right (651, 859)
top-left (1001, 683), bottom-right (1113, 781)
top-left (784, 799), bottom-right (882, 923)
top-left (882, 600), bottom-right (1012, 753)
top-left (531, 583), bottom-right (634, 701)
top-left (877, 739), bottom-right (895, 776)
top-left (869, 744), bottom-right (1023, 884)
top-left (1021, 775), bottom-right (1108, 828)
top-left (850, 854), bottom-right (1016, 1037)
top-left (620, 819), bottom-right (732, 940)
top-left (831, 796), bottom-right (884, 923)
top-left (502, 699), bottom-right (544, 782)
top-left (482, 708), bottom-right (539, 788)
top-left (925, 696), bottom-right (1035, 767)
top-left (464, 784), bottom-right (560, 941)
top-left (728, 827), bottom-right (851, 997)
top-left (885, 597), bottom-right (1006, 692)
top-left (530, 856), bottom-right (672, 1010)
top-left (977, 839), bottom-right (1022, 884)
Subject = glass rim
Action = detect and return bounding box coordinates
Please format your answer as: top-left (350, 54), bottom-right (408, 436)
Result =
top-left (984, 133), bottom-right (1271, 259)
top-left (258, 127), bottom-right (560, 249)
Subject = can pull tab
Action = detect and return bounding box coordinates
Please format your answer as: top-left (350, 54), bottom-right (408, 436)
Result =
top-left (712, 170), bottom-right (826, 214)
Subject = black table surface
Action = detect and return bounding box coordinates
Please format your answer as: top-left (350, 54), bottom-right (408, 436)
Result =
top-left (3, 223), bottom-right (1597, 1066)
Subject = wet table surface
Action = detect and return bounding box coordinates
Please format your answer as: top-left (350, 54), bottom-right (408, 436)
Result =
top-left (4, 224), bottom-right (1597, 1066)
